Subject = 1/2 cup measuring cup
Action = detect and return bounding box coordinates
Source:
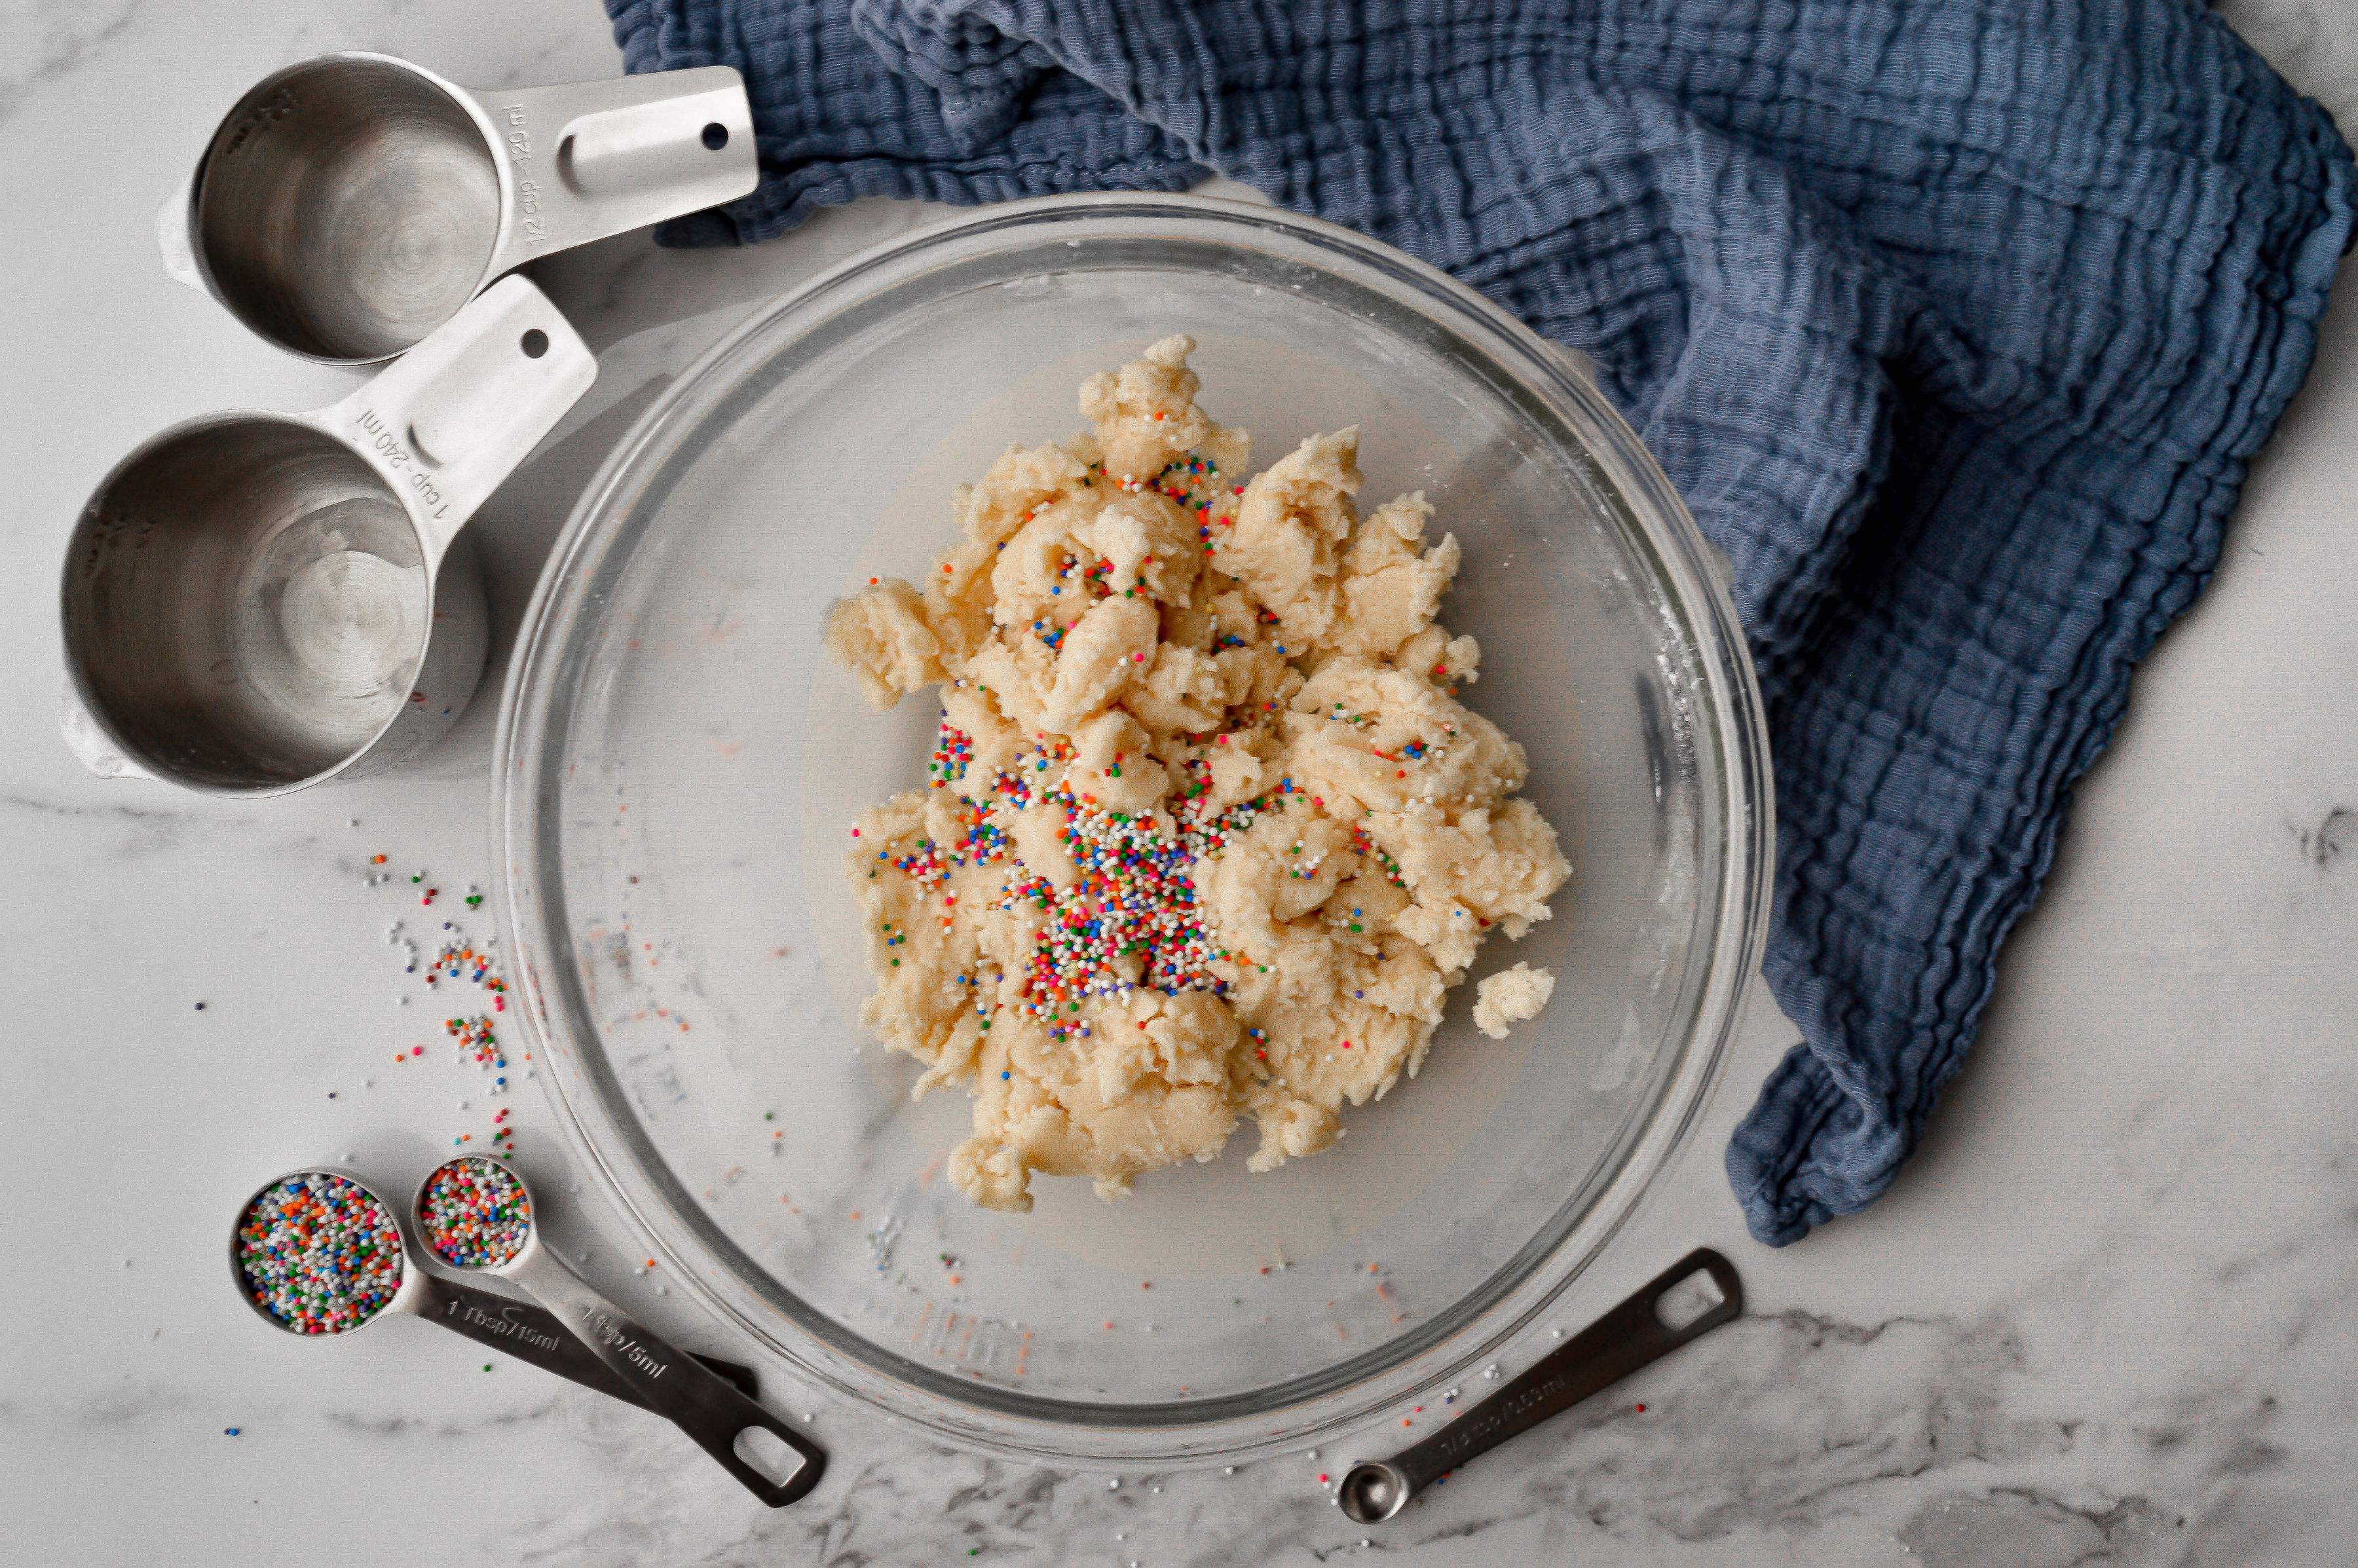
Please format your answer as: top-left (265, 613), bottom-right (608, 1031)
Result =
top-left (60, 274), bottom-right (595, 794)
top-left (159, 52), bottom-right (757, 363)
top-left (415, 1157), bottom-right (826, 1507)
top-left (231, 1168), bottom-right (761, 1411)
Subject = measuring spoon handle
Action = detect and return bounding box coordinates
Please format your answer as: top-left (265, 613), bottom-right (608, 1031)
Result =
top-left (507, 1244), bottom-right (825, 1507)
top-left (1342, 1248), bottom-right (1743, 1521)
top-left (410, 1271), bottom-right (759, 1407)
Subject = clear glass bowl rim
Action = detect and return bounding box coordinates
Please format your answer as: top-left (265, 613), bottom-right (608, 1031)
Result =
top-left (493, 192), bottom-right (1774, 1468)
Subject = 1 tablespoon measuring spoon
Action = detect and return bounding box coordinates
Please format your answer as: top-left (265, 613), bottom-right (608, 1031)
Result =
top-left (159, 52), bottom-right (756, 363)
top-left (1338, 1248), bottom-right (1743, 1524)
top-left (231, 1168), bottom-right (760, 1408)
top-left (60, 274), bottom-right (594, 795)
top-left (415, 1157), bottom-right (826, 1506)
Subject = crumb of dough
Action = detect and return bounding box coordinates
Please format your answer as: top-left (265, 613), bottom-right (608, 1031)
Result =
top-left (827, 335), bottom-right (1570, 1213)
top-left (1472, 963), bottom-right (1556, 1039)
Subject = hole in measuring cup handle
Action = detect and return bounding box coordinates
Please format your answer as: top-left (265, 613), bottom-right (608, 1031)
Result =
top-left (702, 122), bottom-right (728, 150)
top-left (521, 329), bottom-right (550, 359)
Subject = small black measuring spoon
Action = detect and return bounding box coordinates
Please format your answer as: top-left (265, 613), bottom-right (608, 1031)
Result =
top-left (1339, 1248), bottom-right (1744, 1523)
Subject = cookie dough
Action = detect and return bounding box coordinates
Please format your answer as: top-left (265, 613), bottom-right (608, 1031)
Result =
top-left (1473, 963), bottom-right (1556, 1039)
top-left (828, 336), bottom-right (1569, 1212)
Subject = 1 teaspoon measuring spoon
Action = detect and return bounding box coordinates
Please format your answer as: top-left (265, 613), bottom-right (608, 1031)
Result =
top-left (1338, 1248), bottom-right (1744, 1524)
top-left (231, 1168), bottom-right (758, 1410)
top-left (415, 1157), bottom-right (826, 1506)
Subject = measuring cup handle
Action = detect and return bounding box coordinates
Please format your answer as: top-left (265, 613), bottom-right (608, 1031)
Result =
top-left (508, 1244), bottom-right (825, 1507)
top-left (409, 1271), bottom-right (758, 1407)
top-left (1351, 1249), bottom-right (1743, 1514)
top-left (322, 274), bottom-right (595, 567)
top-left (472, 67), bottom-right (756, 273)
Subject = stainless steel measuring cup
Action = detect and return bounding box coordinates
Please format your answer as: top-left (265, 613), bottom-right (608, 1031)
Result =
top-left (415, 1157), bottom-right (827, 1508)
top-left (159, 52), bottom-right (756, 363)
top-left (60, 274), bottom-right (594, 794)
top-left (231, 1167), bottom-right (762, 1409)
top-left (1338, 1248), bottom-right (1744, 1524)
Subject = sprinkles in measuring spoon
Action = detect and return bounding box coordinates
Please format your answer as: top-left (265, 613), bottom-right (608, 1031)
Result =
top-left (234, 1172), bottom-right (403, 1335)
top-left (417, 1157), bottom-right (532, 1269)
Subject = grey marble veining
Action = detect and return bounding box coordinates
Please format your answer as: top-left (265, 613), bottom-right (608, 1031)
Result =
top-left (2, 2), bottom-right (2354, 1564)
top-left (0, 0), bottom-right (148, 126)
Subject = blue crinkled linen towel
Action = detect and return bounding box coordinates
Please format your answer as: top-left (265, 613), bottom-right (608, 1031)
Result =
top-left (603, 0), bottom-right (2354, 1245)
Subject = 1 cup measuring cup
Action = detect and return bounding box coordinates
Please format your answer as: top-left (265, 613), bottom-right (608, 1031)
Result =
top-left (159, 52), bottom-right (756, 363)
top-left (59, 274), bottom-right (595, 795)
top-left (415, 1157), bottom-right (827, 1507)
top-left (231, 1168), bottom-right (762, 1411)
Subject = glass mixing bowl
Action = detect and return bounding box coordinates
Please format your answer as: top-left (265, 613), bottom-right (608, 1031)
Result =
top-left (495, 194), bottom-right (1770, 1467)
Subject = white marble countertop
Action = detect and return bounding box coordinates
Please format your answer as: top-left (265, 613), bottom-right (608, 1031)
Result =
top-left (4, 3), bottom-right (2353, 1563)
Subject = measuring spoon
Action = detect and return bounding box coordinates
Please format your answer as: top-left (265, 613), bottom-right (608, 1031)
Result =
top-left (415, 1157), bottom-right (826, 1507)
top-left (1338, 1248), bottom-right (1744, 1523)
top-left (231, 1168), bottom-right (758, 1411)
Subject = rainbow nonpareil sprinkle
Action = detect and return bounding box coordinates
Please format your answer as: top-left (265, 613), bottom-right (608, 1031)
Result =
top-left (417, 1157), bottom-right (532, 1269)
top-left (234, 1173), bottom-right (403, 1335)
top-left (367, 851), bottom-right (527, 1160)
top-left (875, 724), bottom-right (1280, 1045)
top-left (444, 1013), bottom-right (505, 1074)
